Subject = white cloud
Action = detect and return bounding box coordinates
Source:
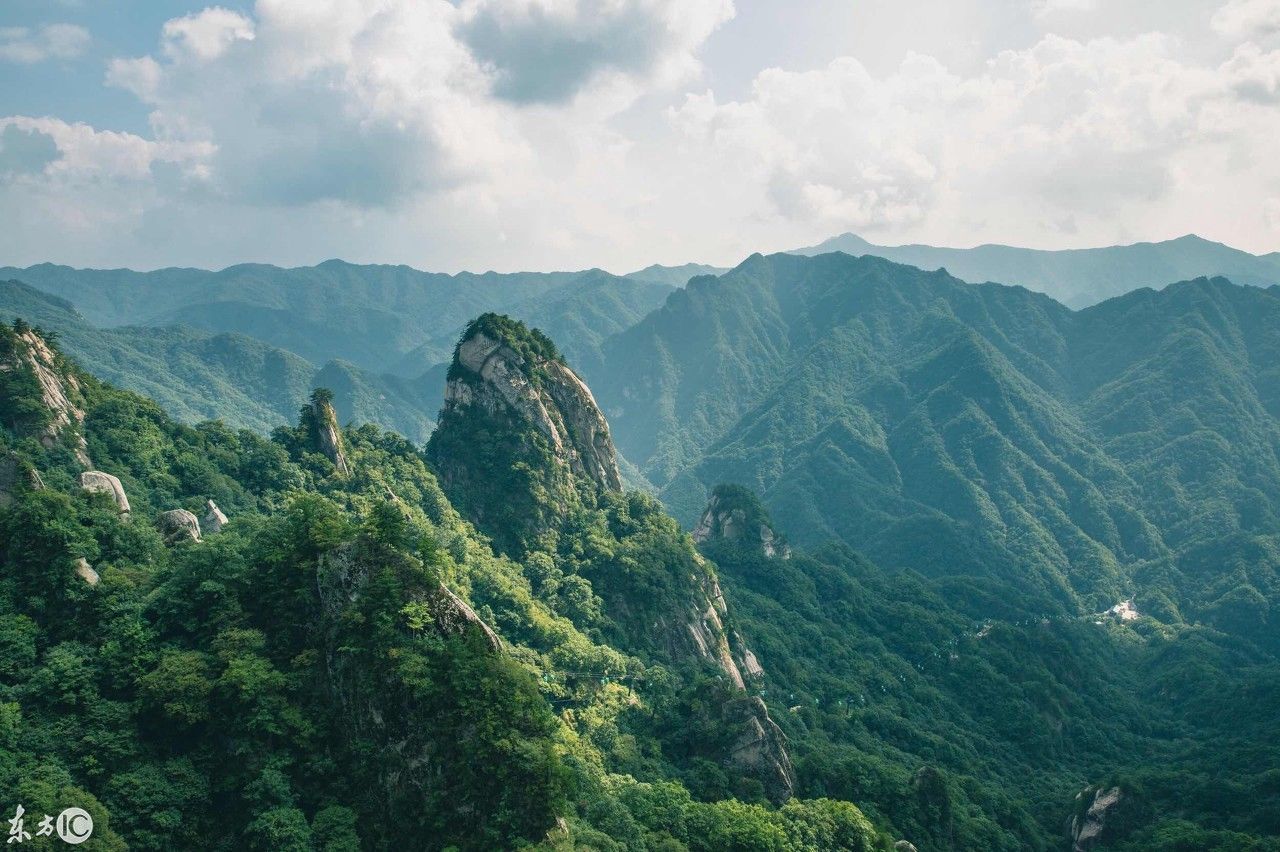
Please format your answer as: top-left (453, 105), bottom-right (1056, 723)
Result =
top-left (1211, 0), bottom-right (1280, 39)
top-left (0, 23), bottom-right (89, 64)
top-left (1033, 0), bottom-right (1098, 19)
top-left (1221, 41), bottom-right (1280, 100)
top-left (161, 7), bottom-right (255, 60)
top-left (669, 31), bottom-right (1280, 245)
top-left (0, 116), bottom-right (211, 182)
top-left (6, 0), bottom-right (1280, 270)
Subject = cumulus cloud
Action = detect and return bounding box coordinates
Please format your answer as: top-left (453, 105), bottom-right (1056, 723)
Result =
top-left (161, 7), bottom-right (255, 60)
top-left (7, 0), bottom-right (1280, 270)
top-left (0, 23), bottom-right (89, 64)
top-left (1211, 0), bottom-right (1280, 40)
top-left (1221, 41), bottom-right (1280, 101)
top-left (456, 0), bottom-right (733, 103)
top-left (670, 31), bottom-right (1280, 239)
top-left (91, 0), bottom-right (735, 210)
top-left (0, 116), bottom-right (211, 182)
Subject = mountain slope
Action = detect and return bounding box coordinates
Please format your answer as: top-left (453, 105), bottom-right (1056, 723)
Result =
top-left (0, 321), bottom-right (883, 851)
top-left (0, 279), bottom-right (442, 441)
top-left (794, 233), bottom-right (1280, 307)
top-left (593, 253), bottom-right (1280, 626)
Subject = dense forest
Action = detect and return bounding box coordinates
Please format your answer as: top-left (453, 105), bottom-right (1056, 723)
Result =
top-left (3, 248), bottom-right (1280, 850)
top-left (0, 317), bottom-right (882, 850)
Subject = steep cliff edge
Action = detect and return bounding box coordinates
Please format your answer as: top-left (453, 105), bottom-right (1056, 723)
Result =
top-left (426, 313), bottom-right (620, 556)
top-left (0, 322), bottom-right (91, 466)
top-left (300, 388), bottom-right (350, 475)
top-left (426, 314), bottom-right (795, 801)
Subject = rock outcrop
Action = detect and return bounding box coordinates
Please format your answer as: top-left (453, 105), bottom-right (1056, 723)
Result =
top-left (157, 509), bottom-right (201, 544)
top-left (202, 499), bottom-right (228, 534)
top-left (304, 390), bottom-right (350, 475)
top-left (727, 696), bottom-right (796, 803)
top-left (692, 484), bottom-right (790, 559)
top-left (1071, 786), bottom-right (1122, 852)
top-left (441, 322), bottom-right (621, 492)
top-left (73, 557), bottom-right (100, 587)
top-left (318, 541), bottom-right (500, 652)
top-left (78, 471), bottom-right (130, 514)
top-left (0, 327), bottom-right (91, 467)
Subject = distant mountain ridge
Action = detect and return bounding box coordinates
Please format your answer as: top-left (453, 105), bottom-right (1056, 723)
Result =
top-left (0, 279), bottom-right (443, 441)
top-left (792, 232), bottom-right (1280, 307)
top-left (0, 260), bottom-right (676, 375)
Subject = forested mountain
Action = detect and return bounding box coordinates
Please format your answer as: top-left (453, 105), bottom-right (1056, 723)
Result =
top-left (0, 280), bottom-right (442, 443)
top-left (794, 233), bottom-right (1280, 308)
top-left (0, 318), bottom-right (884, 850)
top-left (0, 262), bottom-right (674, 375)
top-left (593, 252), bottom-right (1280, 638)
top-left (3, 298), bottom-right (1279, 850)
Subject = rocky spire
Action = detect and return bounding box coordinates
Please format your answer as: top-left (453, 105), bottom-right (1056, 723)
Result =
top-left (0, 322), bottom-right (91, 467)
top-left (426, 314), bottom-right (621, 554)
top-left (693, 484), bottom-right (790, 559)
top-left (304, 388), bottom-right (350, 475)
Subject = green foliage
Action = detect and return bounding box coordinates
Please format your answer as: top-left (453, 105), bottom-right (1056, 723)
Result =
top-left (1, 330), bottom-right (878, 851)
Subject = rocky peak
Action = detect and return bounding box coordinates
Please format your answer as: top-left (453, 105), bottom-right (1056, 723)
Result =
top-left (0, 323), bottom-right (91, 467)
top-left (1071, 786), bottom-right (1123, 851)
top-left (426, 315), bottom-right (621, 556)
top-left (439, 314), bottom-right (621, 492)
top-left (303, 388), bottom-right (350, 475)
top-left (693, 484), bottom-right (790, 559)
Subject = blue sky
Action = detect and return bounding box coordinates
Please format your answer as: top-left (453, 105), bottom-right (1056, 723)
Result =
top-left (2, 0), bottom-right (1279, 271)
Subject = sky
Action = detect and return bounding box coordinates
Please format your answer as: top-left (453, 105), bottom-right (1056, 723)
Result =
top-left (2, 0), bottom-right (1280, 272)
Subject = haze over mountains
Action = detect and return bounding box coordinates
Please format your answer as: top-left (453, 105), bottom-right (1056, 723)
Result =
top-left (794, 233), bottom-right (1280, 308)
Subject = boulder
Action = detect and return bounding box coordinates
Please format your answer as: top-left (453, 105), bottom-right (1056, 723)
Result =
top-left (202, 499), bottom-right (228, 534)
top-left (894, 842), bottom-right (918, 852)
top-left (157, 509), bottom-right (201, 544)
top-left (78, 471), bottom-right (131, 514)
top-left (73, 557), bottom-right (100, 587)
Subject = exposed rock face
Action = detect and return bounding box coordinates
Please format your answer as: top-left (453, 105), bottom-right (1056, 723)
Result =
top-left (692, 485), bottom-right (790, 559)
top-left (1071, 786), bottom-right (1122, 852)
top-left (894, 842), bottom-right (919, 852)
top-left (157, 509), bottom-right (201, 544)
top-left (446, 330), bottom-right (621, 491)
top-left (304, 393), bottom-right (350, 475)
top-left (202, 499), bottom-right (228, 534)
top-left (318, 541), bottom-right (500, 652)
top-left (78, 471), bottom-right (130, 514)
top-left (436, 583), bottom-right (502, 651)
top-left (686, 570), bottom-right (748, 689)
top-left (1, 329), bottom-right (91, 467)
top-left (73, 557), bottom-right (100, 587)
top-left (727, 696), bottom-right (796, 803)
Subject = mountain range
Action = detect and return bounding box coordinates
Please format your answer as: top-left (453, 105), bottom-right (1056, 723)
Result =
top-left (794, 233), bottom-right (1280, 308)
